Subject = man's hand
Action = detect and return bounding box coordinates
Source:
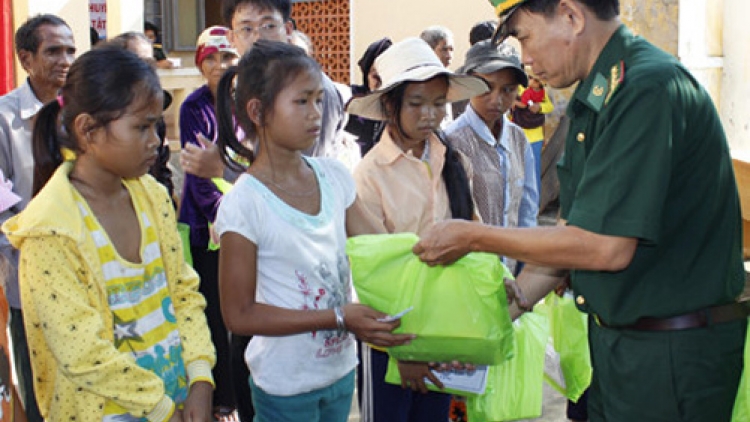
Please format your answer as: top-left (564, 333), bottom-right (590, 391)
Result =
top-left (412, 220), bottom-right (477, 266)
top-left (180, 134), bottom-right (224, 179)
top-left (182, 381), bottom-right (213, 422)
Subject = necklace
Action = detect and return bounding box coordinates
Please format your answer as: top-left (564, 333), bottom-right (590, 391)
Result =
top-left (255, 174), bottom-right (319, 197)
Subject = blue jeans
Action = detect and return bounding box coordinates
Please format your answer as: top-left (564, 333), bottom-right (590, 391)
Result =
top-left (249, 370), bottom-right (355, 422)
top-left (530, 140), bottom-right (543, 200)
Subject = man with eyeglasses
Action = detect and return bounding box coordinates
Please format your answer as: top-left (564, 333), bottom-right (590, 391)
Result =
top-left (414, 0), bottom-right (748, 421)
top-left (181, 0), bottom-right (348, 178)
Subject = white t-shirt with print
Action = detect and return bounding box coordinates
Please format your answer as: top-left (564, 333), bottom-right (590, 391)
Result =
top-left (215, 157), bottom-right (357, 396)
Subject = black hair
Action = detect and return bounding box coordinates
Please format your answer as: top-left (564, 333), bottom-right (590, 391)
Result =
top-left (469, 20), bottom-right (497, 45)
top-left (222, 0), bottom-right (292, 26)
top-left (357, 38), bottom-right (392, 91)
top-left (379, 76), bottom-right (475, 221)
top-left (215, 40), bottom-right (320, 171)
top-left (14, 14), bottom-right (69, 55)
top-left (32, 47), bottom-right (163, 195)
top-left (519, 0), bottom-right (619, 20)
top-left (102, 32), bottom-right (175, 200)
top-left (148, 119), bottom-right (175, 200)
top-left (89, 27), bottom-right (100, 46)
top-left (144, 21), bottom-right (160, 38)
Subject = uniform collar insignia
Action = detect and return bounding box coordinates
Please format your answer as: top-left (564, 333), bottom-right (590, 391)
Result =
top-left (586, 73), bottom-right (609, 111)
top-left (605, 60), bottom-right (625, 106)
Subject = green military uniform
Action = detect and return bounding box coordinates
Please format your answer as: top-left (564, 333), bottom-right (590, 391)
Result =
top-left (558, 25), bottom-right (747, 421)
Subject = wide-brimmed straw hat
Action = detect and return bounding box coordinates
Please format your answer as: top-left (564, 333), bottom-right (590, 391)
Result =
top-left (346, 37), bottom-right (489, 121)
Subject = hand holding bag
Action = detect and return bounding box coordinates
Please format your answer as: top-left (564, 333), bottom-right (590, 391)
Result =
top-left (347, 233), bottom-right (515, 365)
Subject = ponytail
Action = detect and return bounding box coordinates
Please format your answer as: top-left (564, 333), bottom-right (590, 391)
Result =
top-left (436, 130), bottom-right (474, 220)
top-left (32, 100), bottom-right (66, 196)
top-left (216, 67), bottom-right (253, 172)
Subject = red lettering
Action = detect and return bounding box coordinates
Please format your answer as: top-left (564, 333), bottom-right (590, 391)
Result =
top-left (89, 3), bottom-right (106, 13)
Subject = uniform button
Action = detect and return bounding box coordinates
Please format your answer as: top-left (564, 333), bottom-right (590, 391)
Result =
top-left (576, 295), bottom-right (586, 305)
top-left (576, 132), bottom-right (585, 142)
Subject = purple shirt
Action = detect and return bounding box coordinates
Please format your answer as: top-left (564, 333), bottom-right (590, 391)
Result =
top-left (177, 85), bottom-right (226, 248)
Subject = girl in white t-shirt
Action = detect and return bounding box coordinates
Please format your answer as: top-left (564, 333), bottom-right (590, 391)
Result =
top-left (213, 40), bottom-right (414, 422)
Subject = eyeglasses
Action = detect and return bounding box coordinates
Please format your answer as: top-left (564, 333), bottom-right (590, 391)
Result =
top-left (233, 21), bottom-right (282, 40)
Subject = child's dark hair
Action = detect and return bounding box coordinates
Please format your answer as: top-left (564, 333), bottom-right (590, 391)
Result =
top-left (222, 0), bottom-right (291, 26)
top-left (215, 40), bottom-right (320, 171)
top-left (380, 77), bottom-right (475, 221)
top-left (144, 21), bottom-right (160, 38)
top-left (32, 47), bottom-right (162, 195)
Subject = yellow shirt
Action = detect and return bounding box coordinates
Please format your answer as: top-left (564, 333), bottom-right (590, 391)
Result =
top-left (2, 162), bottom-right (215, 422)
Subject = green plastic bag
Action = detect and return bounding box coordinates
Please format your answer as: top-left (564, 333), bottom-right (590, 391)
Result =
top-left (347, 233), bottom-right (515, 365)
top-left (541, 292), bottom-right (592, 402)
top-left (467, 311), bottom-right (549, 421)
top-left (732, 319), bottom-right (749, 422)
top-left (177, 222), bottom-right (192, 266)
top-left (207, 178), bottom-right (234, 251)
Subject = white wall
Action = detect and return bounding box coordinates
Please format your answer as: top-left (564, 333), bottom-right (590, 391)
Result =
top-left (722, 0), bottom-right (750, 155)
top-left (350, 0), bottom-right (498, 84)
top-left (106, 0), bottom-right (145, 37)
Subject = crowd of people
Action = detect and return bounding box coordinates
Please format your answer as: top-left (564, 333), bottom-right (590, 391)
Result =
top-left (0, 0), bottom-right (746, 421)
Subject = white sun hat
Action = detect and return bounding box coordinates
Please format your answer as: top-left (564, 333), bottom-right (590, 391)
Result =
top-left (346, 37), bottom-right (489, 121)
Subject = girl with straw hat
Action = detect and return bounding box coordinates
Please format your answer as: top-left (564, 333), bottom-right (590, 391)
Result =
top-left (347, 37), bottom-right (488, 422)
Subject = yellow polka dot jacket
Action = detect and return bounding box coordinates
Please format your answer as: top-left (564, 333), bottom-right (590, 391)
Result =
top-left (2, 162), bottom-right (216, 421)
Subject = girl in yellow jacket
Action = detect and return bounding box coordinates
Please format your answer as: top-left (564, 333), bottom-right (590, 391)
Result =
top-left (2, 47), bottom-right (215, 422)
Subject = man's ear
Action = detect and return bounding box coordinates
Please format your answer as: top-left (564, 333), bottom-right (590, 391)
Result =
top-left (17, 50), bottom-right (33, 74)
top-left (558, 0), bottom-right (587, 36)
top-left (226, 28), bottom-right (236, 47)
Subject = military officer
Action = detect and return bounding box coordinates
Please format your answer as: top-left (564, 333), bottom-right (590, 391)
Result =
top-left (413, 0), bottom-right (749, 420)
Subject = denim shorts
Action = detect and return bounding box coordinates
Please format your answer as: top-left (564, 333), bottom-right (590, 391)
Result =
top-left (248, 370), bottom-right (355, 422)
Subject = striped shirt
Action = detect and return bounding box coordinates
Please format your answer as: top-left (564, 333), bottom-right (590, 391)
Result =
top-left (73, 188), bottom-right (188, 421)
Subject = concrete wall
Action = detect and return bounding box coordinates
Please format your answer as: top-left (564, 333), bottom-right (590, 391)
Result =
top-left (11, 0), bottom-right (144, 86)
top-left (621, 0), bottom-right (679, 55)
top-left (350, 0), bottom-right (497, 84)
top-left (722, 0), bottom-right (750, 154)
top-left (105, 0), bottom-right (145, 40)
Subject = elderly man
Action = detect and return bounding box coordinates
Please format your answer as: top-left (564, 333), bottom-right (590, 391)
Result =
top-left (0, 14), bottom-right (76, 422)
top-left (419, 25), bottom-right (455, 68)
top-left (414, 1), bottom-right (748, 421)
